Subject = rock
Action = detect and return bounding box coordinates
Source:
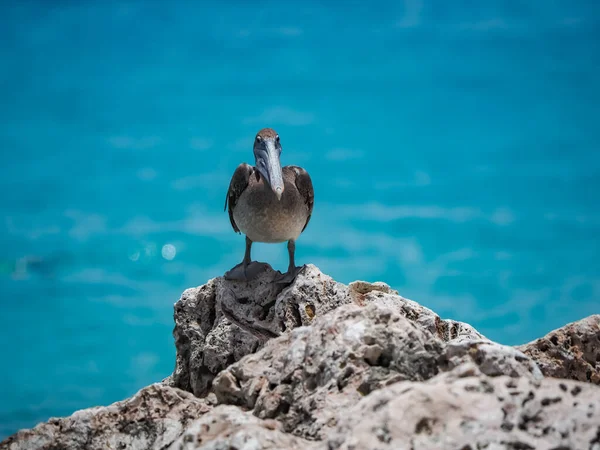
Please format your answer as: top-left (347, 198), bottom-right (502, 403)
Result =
top-left (445, 340), bottom-right (542, 379)
top-left (212, 297), bottom-right (541, 440)
top-left (168, 405), bottom-right (314, 450)
top-left (171, 269), bottom-right (508, 402)
top-left (4, 267), bottom-right (599, 450)
top-left (212, 302), bottom-right (444, 440)
top-left (348, 280), bottom-right (486, 344)
top-left (327, 363), bottom-right (600, 450)
top-left (347, 282), bottom-right (542, 379)
top-left (171, 264), bottom-right (351, 397)
top-left (517, 314), bottom-right (600, 384)
top-left (1, 384), bottom-right (210, 450)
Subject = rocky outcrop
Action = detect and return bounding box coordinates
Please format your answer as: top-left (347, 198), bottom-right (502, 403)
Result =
top-left (169, 265), bottom-right (520, 399)
top-left (169, 265), bottom-right (350, 397)
top-left (2, 384), bottom-right (211, 450)
top-left (168, 406), bottom-right (312, 450)
top-left (347, 279), bottom-right (486, 344)
top-left (517, 314), bottom-right (600, 384)
top-left (212, 300), bottom-right (541, 440)
top-left (3, 265), bottom-right (599, 450)
top-left (1, 385), bottom-right (313, 450)
top-left (328, 363), bottom-right (600, 450)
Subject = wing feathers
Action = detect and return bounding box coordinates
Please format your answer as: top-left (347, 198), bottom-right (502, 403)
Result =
top-left (285, 165), bottom-right (314, 232)
top-left (225, 163), bottom-right (253, 233)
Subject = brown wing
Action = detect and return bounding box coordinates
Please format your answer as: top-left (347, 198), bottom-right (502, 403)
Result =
top-left (224, 163), bottom-right (254, 233)
top-left (284, 165), bottom-right (314, 232)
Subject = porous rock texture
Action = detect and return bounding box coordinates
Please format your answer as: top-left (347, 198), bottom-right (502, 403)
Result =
top-left (517, 314), bottom-right (600, 384)
top-left (168, 405), bottom-right (311, 450)
top-left (1, 384), bottom-right (211, 450)
top-left (211, 300), bottom-right (541, 440)
top-left (169, 265), bottom-right (350, 397)
top-left (328, 363), bottom-right (600, 450)
top-left (3, 264), bottom-right (599, 450)
top-left (169, 264), bottom-right (536, 400)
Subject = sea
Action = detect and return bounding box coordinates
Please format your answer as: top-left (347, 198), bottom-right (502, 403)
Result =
top-left (1, 0), bottom-right (599, 439)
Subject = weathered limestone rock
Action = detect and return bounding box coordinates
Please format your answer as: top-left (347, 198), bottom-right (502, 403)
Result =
top-left (1, 384), bottom-right (210, 450)
top-left (517, 314), bottom-right (600, 384)
top-left (170, 265), bottom-right (350, 397)
top-left (327, 363), bottom-right (600, 450)
top-left (212, 298), bottom-right (541, 440)
top-left (171, 268), bottom-right (521, 402)
top-left (347, 281), bottom-right (542, 379)
top-left (168, 406), bottom-right (314, 450)
top-left (4, 267), bottom-right (599, 450)
top-left (348, 280), bottom-right (486, 344)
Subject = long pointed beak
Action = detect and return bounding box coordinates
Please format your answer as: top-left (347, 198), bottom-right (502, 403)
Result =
top-left (264, 141), bottom-right (284, 200)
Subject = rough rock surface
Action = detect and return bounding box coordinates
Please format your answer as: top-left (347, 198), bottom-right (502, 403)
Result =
top-left (170, 265), bottom-right (350, 397)
top-left (3, 265), bottom-right (600, 450)
top-left (328, 363), bottom-right (600, 450)
top-left (348, 280), bottom-right (486, 344)
top-left (170, 266), bottom-right (517, 400)
top-left (517, 314), bottom-right (600, 384)
top-left (212, 299), bottom-right (541, 440)
top-left (168, 406), bottom-right (312, 450)
top-left (1, 384), bottom-right (210, 450)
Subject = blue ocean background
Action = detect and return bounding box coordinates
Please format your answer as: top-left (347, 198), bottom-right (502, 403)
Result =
top-left (1, 0), bottom-right (599, 439)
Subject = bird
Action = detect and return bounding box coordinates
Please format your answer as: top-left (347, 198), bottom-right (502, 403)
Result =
top-left (224, 128), bottom-right (314, 283)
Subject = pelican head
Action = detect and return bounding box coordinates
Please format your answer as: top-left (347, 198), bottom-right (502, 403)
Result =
top-left (253, 128), bottom-right (284, 201)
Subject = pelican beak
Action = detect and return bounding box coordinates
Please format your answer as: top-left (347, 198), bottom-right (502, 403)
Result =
top-left (258, 139), bottom-right (284, 201)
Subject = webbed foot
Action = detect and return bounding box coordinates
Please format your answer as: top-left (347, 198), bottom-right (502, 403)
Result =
top-left (224, 261), bottom-right (272, 281)
top-left (273, 265), bottom-right (306, 284)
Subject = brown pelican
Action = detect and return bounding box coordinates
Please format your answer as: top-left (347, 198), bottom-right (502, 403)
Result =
top-left (224, 128), bottom-right (314, 283)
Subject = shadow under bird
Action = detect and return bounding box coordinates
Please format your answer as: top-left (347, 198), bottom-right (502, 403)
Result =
top-left (224, 128), bottom-right (314, 283)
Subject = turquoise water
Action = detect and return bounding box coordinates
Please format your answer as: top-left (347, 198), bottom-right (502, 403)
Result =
top-left (1, 0), bottom-right (599, 438)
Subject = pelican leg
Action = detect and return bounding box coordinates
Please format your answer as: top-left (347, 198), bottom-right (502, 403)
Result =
top-left (274, 239), bottom-right (304, 284)
top-left (224, 236), bottom-right (270, 281)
